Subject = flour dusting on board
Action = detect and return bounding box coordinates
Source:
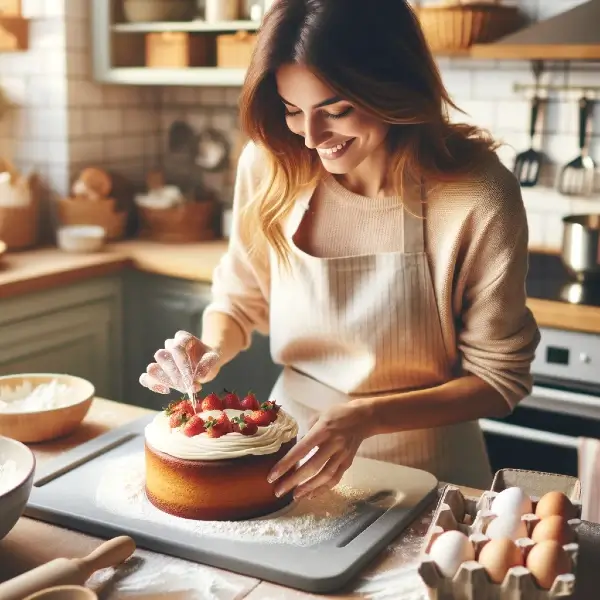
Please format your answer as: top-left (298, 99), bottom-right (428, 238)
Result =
top-left (95, 453), bottom-right (369, 546)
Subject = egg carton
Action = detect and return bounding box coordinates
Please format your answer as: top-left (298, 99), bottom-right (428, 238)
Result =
top-left (419, 485), bottom-right (582, 600)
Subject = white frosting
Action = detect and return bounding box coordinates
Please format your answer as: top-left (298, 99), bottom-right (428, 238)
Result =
top-left (144, 408), bottom-right (298, 461)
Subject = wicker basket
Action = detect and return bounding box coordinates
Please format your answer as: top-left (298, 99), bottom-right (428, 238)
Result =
top-left (415, 0), bottom-right (523, 52)
top-left (137, 201), bottom-right (216, 243)
top-left (56, 197), bottom-right (128, 241)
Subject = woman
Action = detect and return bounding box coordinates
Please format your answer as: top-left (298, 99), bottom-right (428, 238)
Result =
top-left (140, 0), bottom-right (540, 497)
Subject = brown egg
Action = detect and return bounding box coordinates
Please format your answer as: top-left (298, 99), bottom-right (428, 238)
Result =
top-left (531, 516), bottom-right (575, 545)
top-left (478, 538), bottom-right (523, 584)
top-left (535, 491), bottom-right (577, 520)
top-left (526, 540), bottom-right (571, 590)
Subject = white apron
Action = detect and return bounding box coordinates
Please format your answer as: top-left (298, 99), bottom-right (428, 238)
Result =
top-left (267, 181), bottom-right (493, 489)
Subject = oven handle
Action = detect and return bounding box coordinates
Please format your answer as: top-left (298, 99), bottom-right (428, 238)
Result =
top-left (479, 419), bottom-right (580, 450)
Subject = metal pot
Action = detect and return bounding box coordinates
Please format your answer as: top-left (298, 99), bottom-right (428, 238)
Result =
top-left (561, 214), bottom-right (600, 281)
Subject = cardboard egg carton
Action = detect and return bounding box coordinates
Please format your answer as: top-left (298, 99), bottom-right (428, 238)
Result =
top-left (419, 469), bottom-right (583, 600)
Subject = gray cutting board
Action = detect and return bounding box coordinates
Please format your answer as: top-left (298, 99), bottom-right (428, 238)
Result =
top-left (24, 415), bottom-right (438, 594)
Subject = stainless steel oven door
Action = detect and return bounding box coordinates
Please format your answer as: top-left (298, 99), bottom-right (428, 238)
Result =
top-left (479, 385), bottom-right (600, 477)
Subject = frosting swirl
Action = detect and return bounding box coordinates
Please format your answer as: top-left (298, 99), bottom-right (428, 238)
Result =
top-left (144, 408), bottom-right (298, 461)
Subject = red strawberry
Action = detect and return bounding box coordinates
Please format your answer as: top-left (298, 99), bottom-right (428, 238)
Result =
top-left (205, 411), bottom-right (233, 437)
top-left (165, 398), bottom-right (194, 417)
top-left (182, 415), bottom-right (205, 437)
top-left (204, 417), bottom-right (224, 438)
top-left (240, 392), bottom-right (260, 411)
top-left (231, 415), bottom-right (258, 436)
top-left (169, 410), bottom-right (189, 429)
top-left (214, 411), bottom-right (233, 434)
top-left (261, 401), bottom-right (280, 422)
top-left (201, 392), bottom-right (222, 412)
top-left (222, 389), bottom-right (241, 410)
top-left (245, 409), bottom-right (272, 427)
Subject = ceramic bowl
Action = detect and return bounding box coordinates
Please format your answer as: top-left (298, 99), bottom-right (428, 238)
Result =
top-left (56, 225), bottom-right (105, 253)
top-left (0, 435), bottom-right (35, 540)
top-left (24, 585), bottom-right (98, 600)
top-left (0, 374), bottom-right (95, 443)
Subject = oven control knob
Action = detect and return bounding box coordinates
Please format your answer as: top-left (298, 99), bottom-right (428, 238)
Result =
top-left (580, 352), bottom-right (591, 364)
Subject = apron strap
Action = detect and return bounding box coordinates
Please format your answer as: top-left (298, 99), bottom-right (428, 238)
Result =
top-left (402, 180), bottom-right (426, 253)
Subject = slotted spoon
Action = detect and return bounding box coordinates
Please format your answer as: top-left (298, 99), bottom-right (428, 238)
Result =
top-left (513, 95), bottom-right (544, 187)
top-left (557, 95), bottom-right (596, 196)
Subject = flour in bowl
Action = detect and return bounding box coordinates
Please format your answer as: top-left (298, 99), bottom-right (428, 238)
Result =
top-left (96, 453), bottom-right (369, 546)
top-left (0, 459), bottom-right (19, 494)
top-left (0, 379), bottom-right (76, 413)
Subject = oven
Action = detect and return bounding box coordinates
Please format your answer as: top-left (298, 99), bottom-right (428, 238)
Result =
top-left (480, 326), bottom-right (600, 478)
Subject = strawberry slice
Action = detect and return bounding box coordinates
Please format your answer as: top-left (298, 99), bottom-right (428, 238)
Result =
top-left (182, 415), bottom-right (205, 437)
top-left (231, 415), bottom-right (258, 436)
top-left (245, 409), bottom-right (272, 427)
top-left (201, 392), bottom-right (223, 412)
top-left (240, 392), bottom-right (260, 411)
top-left (222, 389), bottom-right (242, 410)
top-left (169, 410), bottom-right (190, 429)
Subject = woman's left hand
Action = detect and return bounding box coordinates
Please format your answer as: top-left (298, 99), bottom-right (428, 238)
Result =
top-left (267, 402), bottom-right (373, 500)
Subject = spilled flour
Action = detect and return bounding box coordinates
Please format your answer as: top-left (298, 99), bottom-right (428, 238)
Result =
top-left (96, 453), bottom-right (369, 546)
top-left (0, 459), bottom-right (19, 495)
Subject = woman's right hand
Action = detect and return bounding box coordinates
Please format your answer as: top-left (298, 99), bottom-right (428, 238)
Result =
top-left (139, 330), bottom-right (221, 395)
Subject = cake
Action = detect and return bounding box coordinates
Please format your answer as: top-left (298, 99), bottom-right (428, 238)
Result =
top-left (144, 390), bottom-right (298, 521)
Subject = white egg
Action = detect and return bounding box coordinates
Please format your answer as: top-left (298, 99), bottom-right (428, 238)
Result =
top-left (486, 513), bottom-right (528, 541)
top-left (429, 530), bottom-right (475, 578)
top-left (491, 487), bottom-right (532, 517)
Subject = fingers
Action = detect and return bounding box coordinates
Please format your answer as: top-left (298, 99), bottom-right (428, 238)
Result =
top-left (139, 372), bottom-right (170, 394)
top-left (193, 350), bottom-right (221, 383)
top-left (298, 457), bottom-right (352, 499)
top-left (154, 349), bottom-right (186, 392)
top-left (273, 442), bottom-right (337, 498)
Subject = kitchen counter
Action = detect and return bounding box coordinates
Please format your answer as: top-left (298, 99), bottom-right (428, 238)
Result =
top-left (1, 240), bottom-right (600, 335)
top-left (0, 398), bottom-right (479, 599)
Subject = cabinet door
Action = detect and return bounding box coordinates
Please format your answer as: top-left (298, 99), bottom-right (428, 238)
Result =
top-left (0, 277), bottom-right (123, 400)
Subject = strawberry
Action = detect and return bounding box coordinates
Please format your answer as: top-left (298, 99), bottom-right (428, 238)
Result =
top-left (231, 415), bottom-right (258, 436)
top-left (201, 392), bottom-right (223, 412)
top-left (169, 410), bottom-right (190, 429)
top-left (165, 398), bottom-right (194, 417)
top-left (245, 409), bottom-right (272, 427)
top-left (240, 391), bottom-right (260, 411)
top-left (261, 400), bottom-right (280, 422)
top-left (204, 417), bottom-right (224, 438)
top-left (205, 411), bottom-right (233, 437)
top-left (182, 415), bottom-right (205, 437)
top-left (222, 389), bottom-right (242, 410)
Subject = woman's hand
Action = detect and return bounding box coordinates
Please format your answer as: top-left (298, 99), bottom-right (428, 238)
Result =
top-left (267, 402), bottom-right (373, 500)
top-left (139, 330), bottom-right (221, 395)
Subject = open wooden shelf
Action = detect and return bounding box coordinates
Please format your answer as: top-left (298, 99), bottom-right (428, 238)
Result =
top-left (470, 43), bottom-right (600, 60)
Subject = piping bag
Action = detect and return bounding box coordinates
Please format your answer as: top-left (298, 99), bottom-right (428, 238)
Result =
top-left (0, 536), bottom-right (136, 600)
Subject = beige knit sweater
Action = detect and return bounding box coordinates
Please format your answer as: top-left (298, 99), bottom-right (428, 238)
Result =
top-left (204, 143), bottom-right (540, 410)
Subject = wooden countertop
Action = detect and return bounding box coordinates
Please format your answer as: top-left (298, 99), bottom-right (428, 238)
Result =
top-left (0, 398), bottom-right (477, 599)
top-left (1, 240), bottom-right (599, 335)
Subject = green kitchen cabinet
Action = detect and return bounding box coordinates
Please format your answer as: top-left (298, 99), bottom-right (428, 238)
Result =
top-left (124, 271), bottom-right (282, 410)
top-left (0, 277), bottom-right (124, 400)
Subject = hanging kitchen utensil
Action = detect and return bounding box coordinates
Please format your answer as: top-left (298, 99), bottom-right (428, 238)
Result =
top-left (557, 95), bottom-right (596, 197)
top-left (561, 213), bottom-right (600, 281)
top-left (513, 94), bottom-right (544, 187)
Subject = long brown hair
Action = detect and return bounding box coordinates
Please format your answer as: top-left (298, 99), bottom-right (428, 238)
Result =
top-left (239, 0), bottom-right (498, 265)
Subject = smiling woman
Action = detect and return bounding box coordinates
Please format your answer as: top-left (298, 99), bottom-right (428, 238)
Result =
top-left (140, 0), bottom-right (540, 499)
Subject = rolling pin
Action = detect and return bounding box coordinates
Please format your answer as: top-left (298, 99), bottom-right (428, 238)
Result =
top-left (0, 535), bottom-right (136, 600)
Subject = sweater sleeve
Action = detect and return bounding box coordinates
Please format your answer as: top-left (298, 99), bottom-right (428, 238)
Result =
top-left (202, 143), bottom-right (271, 349)
top-left (456, 170), bottom-right (541, 410)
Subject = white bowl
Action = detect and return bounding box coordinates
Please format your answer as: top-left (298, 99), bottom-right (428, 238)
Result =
top-left (0, 374), bottom-right (95, 443)
top-left (0, 435), bottom-right (35, 540)
top-left (57, 225), bottom-right (105, 253)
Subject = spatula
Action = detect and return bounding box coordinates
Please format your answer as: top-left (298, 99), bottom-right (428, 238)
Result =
top-left (513, 95), bottom-right (544, 187)
top-left (557, 95), bottom-right (596, 197)
top-left (0, 535), bottom-right (136, 600)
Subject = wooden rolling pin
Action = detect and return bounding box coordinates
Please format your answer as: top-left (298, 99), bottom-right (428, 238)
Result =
top-left (0, 535), bottom-right (136, 600)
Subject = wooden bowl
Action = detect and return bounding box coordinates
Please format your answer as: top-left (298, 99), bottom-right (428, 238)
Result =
top-left (0, 374), bottom-right (95, 443)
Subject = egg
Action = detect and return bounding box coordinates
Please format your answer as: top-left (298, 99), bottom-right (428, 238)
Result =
top-left (478, 538), bottom-right (523, 583)
top-left (526, 540), bottom-right (571, 590)
top-left (491, 487), bottom-right (532, 517)
top-left (531, 515), bottom-right (575, 545)
top-left (429, 530), bottom-right (475, 578)
top-left (485, 513), bottom-right (528, 541)
top-left (535, 491), bottom-right (577, 520)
